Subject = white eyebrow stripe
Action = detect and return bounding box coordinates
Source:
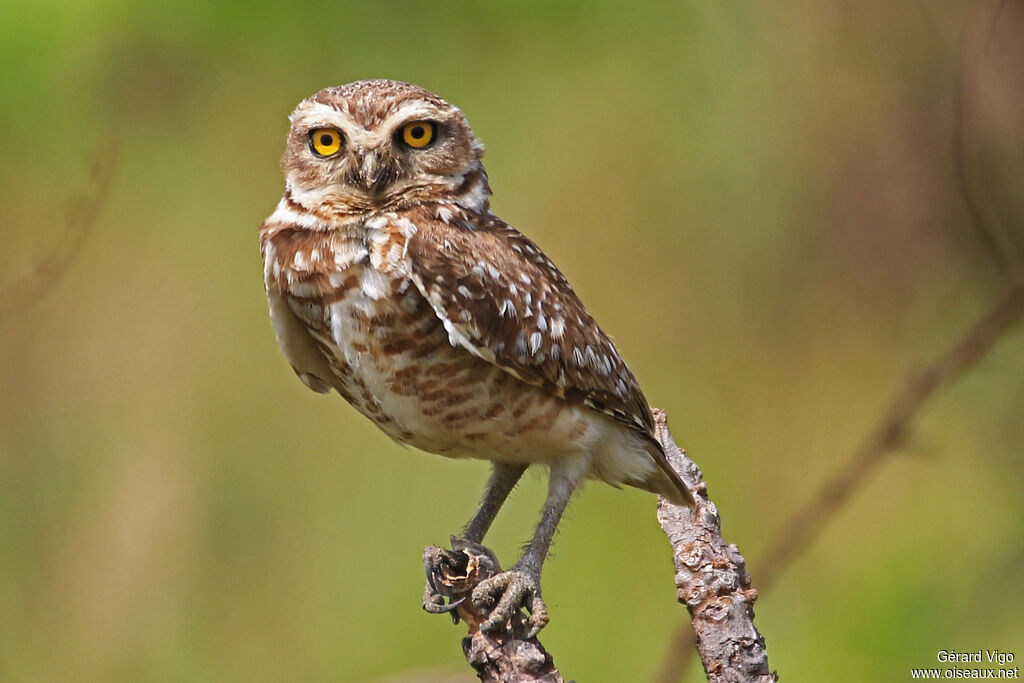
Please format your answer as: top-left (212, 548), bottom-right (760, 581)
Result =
top-left (379, 101), bottom-right (457, 131)
top-left (291, 103), bottom-right (362, 141)
top-left (292, 101), bottom-right (347, 126)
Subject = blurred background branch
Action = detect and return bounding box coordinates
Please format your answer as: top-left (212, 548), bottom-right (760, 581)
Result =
top-left (0, 144), bottom-right (116, 319)
top-left (753, 278), bottom-right (1024, 593)
top-left (954, 0), bottom-right (1024, 281)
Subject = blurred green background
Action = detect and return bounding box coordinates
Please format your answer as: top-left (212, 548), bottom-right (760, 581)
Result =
top-left (2, 1), bottom-right (1022, 681)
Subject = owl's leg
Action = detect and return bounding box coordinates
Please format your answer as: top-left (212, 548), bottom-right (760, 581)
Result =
top-left (422, 462), bottom-right (527, 615)
top-left (472, 454), bottom-right (589, 637)
top-left (463, 462), bottom-right (529, 543)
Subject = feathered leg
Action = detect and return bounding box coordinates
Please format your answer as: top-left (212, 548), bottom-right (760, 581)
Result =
top-left (472, 454), bottom-right (589, 637)
top-left (463, 463), bottom-right (529, 543)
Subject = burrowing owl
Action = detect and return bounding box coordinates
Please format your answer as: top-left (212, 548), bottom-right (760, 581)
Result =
top-left (260, 79), bottom-right (692, 636)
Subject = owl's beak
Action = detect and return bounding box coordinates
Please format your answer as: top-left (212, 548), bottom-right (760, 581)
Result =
top-left (356, 150), bottom-right (387, 195)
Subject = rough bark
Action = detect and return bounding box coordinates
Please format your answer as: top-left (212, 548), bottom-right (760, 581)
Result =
top-left (653, 409), bottom-right (777, 683)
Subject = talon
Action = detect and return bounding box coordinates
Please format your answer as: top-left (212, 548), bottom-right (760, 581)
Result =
top-left (437, 596), bottom-right (466, 614)
top-left (525, 594), bottom-right (549, 639)
top-left (425, 570), bottom-right (440, 595)
top-left (470, 569), bottom-right (547, 636)
top-left (422, 595), bottom-right (465, 615)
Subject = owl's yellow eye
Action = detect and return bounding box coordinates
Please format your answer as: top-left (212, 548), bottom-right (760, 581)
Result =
top-left (309, 128), bottom-right (343, 157)
top-left (401, 121), bottom-right (436, 148)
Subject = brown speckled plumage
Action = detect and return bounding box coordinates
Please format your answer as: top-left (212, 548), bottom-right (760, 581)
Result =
top-left (259, 79), bottom-right (692, 636)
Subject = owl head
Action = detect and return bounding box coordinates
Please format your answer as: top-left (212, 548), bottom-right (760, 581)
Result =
top-left (282, 80), bottom-right (487, 215)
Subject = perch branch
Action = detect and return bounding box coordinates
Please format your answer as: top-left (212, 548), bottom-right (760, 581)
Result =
top-left (653, 410), bottom-right (777, 683)
top-left (423, 539), bottom-right (565, 683)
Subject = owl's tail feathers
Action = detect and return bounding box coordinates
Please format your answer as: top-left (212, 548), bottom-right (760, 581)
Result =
top-left (630, 440), bottom-right (696, 507)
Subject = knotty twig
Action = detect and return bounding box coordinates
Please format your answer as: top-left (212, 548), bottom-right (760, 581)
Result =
top-left (423, 539), bottom-right (565, 683)
top-left (0, 144), bottom-right (117, 318)
top-left (653, 409), bottom-right (777, 683)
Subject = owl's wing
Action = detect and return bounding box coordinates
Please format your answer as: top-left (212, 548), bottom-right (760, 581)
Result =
top-left (265, 287), bottom-right (336, 394)
top-left (261, 229), bottom-right (337, 395)
top-left (405, 213), bottom-right (693, 506)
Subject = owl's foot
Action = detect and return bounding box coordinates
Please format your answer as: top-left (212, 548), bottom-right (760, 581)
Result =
top-left (422, 540), bottom-right (549, 638)
top-left (472, 568), bottom-right (549, 638)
